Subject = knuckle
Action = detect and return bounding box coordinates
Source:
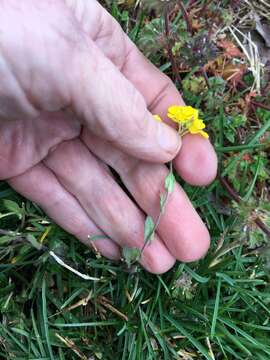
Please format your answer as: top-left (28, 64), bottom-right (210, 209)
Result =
top-left (148, 75), bottom-right (173, 112)
top-left (120, 89), bottom-right (149, 141)
top-left (97, 88), bottom-right (149, 145)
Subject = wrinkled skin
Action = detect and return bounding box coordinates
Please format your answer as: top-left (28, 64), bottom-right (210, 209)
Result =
top-left (0, 0), bottom-right (217, 273)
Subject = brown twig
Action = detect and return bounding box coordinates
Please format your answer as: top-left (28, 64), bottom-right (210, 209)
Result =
top-left (219, 176), bottom-right (270, 238)
top-left (164, 6), bottom-right (182, 90)
top-left (201, 67), bottom-right (211, 89)
top-left (251, 101), bottom-right (270, 112)
top-left (177, 0), bottom-right (193, 35)
top-left (255, 218), bottom-right (270, 237)
top-left (219, 176), bottom-right (241, 203)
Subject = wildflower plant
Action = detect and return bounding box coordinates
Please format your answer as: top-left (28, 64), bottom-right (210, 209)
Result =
top-left (123, 105), bottom-right (208, 267)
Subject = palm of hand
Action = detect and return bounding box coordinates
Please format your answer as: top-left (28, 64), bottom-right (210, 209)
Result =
top-left (0, 0), bottom-right (217, 273)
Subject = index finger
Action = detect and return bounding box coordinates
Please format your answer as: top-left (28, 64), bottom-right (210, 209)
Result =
top-left (120, 39), bottom-right (218, 185)
top-left (71, 1), bottom-right (217, 184)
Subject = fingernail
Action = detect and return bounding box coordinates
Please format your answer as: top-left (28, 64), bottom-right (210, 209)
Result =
top-left (157, 122), bottom-right (181, 157)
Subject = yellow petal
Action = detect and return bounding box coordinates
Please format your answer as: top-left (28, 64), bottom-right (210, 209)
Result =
top-left (188, 118), bottom-right (208, 138)
top-left (167, 106), bottom-right (182, 123)
top-left (168, 105), bottom-right (199, 123)
top-left (199, 130), bottom-right (209, 139)
top-left (167, 114), bottom-right (182, 124)
top-left (189, 118), bottom-right (206, 133)
top-left (153, 114), bottom-right (162, 122)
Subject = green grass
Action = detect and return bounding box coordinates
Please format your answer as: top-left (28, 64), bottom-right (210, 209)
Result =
top-left (1, 1), bottom-right (270, 359)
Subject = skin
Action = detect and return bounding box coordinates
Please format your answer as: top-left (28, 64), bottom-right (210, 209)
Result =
top-left (0, 0), bottom-right (218, 274)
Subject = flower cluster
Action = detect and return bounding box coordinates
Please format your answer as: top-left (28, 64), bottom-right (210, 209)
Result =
top-left (154, 105), bottom-right (209, 139)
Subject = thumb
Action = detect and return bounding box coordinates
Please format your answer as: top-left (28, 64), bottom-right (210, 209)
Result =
top-left (69, 40), bottom-right (181, 163)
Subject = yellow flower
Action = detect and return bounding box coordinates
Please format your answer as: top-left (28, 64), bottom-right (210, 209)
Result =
top-left (189, 117), bottom-right (209, 139)
top-left (167, 105), bottom-right (209, 139)
top-left (153, 114), bottom-right (162, 122)
top-left (167, 105), bottom-right (199, 123)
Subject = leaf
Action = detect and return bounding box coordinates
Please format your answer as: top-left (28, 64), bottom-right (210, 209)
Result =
top-left (3, 199), bottom-right (23, 219)
top-left (117, 0), bottom-right (135, 5)
top-left (122, 247), bottom-right (141, 268)
top-left (165, 172), bottom-right (175, 194)
top-left (217, 39), bottom-right (243, 58)
top-left (88, 235), bottom-right (111, 242)
top-left (144, 216), bottom-right (155, 242)
top-left (165, 316), bottom-right (213, 360)
top-left (185, 265), bottom-right (210, 284)
top-left (26, 234), bottom-right (43, 251)
top-left (159, 193), bottom-right (166, 213)
top-left (221, 63), bottom-right (246, 87)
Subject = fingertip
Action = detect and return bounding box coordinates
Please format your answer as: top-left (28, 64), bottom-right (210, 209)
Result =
top-left (120, 114), bottom-right (181, 164)
top-left (140, 236), bottom-right (176, 274)
top-left (176, 226), bottom-right (210, 263)
top-left (156, 183), bottom-right (211, 264)
top-left (174, 134), bottom-right (218, 186)
top-left (142, 254), bottom-right (176, 274)
top-left (156, 119), bottom-right (182, 162)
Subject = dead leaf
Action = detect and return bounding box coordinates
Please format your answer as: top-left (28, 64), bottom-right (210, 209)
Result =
top-left (206, 56), bottom-right (246, 87)
top-left (117, 0), bottom-right (136, 5)
top-left (217, 39), bottom-right (243, 58)
top-left (222, 63), bottom-right (246, 86)
top-left (204, 55), bottom-right (225, 74)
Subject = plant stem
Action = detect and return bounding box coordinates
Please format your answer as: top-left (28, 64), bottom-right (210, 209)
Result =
top-left (201, 67), bottom-right (210, 89)
top-left (219, 176), bottom-right (241, 203)
top-left (255, 218), bottom-right (270, 237)
top-left (251, 101), bottom-right (270, 112)
top-left (164, 6), bottom-right (182, 90)
top-left (177, 0), bottom-right (193, 35)
top-left (140, 162), bottom-right (173, 255)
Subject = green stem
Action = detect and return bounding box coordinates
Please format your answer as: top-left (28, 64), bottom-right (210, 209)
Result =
top-left (140, 162), bottom-right (173, 256)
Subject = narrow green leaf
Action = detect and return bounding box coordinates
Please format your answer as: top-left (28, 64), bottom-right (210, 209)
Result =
top-left (185, 265), bottom-right (210, 284)
top-left (165, 172), bottom-right (175, 194)
top-left (217, 324), bottom-right (252, 356)
top-left (166, 315), bottom-right (212, 360)
top-left (52, 321), bottom-right (118, 328)
top-left (31, 309), bottom-right (46, 357)
top-left (216, 272), bottom-right (235, 286)
top-left (0, 325), bottom-right (29, 353)
top-left (144, 216), bottom-right (155, 242)
top-left (3, 199), bottom-right (23, 219)
top-left (42, 278), bottom-right (54, 360)
top-left (122, 247), bottom-right (141, 268)
top-left (88, 235), bottom-right (111, 242)
top-left (243, 156), bottom-right (261, 201)
top-left (160, 193), bottom-right (166, 213)
top-left (221, 317), bottom-right (270, 353)
top-left (26, 234), bottom-right (43, 251)
top-left (211, 278), bottom-right (221, 339)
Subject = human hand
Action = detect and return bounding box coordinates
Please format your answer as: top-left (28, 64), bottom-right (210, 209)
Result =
top-left (0, 0), bottom-right (217, 273)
